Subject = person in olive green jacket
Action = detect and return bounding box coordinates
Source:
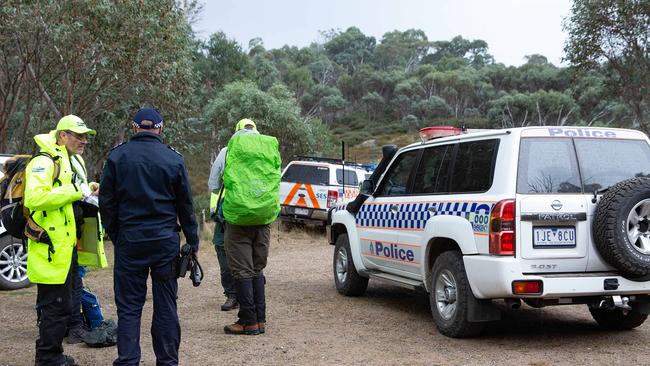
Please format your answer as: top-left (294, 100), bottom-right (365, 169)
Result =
top-left (25, 115), bottom-right (98, 366)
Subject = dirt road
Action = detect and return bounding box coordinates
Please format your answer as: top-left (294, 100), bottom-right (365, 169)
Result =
top-left (2, 226), bottom-right (649, 365)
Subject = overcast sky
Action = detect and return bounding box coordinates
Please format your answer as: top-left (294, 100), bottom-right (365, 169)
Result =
top-left (193, 0), bottom-right (572, 67)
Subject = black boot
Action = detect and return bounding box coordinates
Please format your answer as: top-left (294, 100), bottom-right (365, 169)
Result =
top-left (224, 278), bottom-right (258, 335)
top-left (252, 274), bottom-right (266, 333)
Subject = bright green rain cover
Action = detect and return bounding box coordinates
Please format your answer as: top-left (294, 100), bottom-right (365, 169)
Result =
top-left (223, 133), bottom-right (281, 225)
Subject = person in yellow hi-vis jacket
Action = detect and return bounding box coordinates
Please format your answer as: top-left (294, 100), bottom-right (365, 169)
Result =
top-left (25, 115), bottom-right (99, 366)
top-left (57, 116), bottom-right (108, 345)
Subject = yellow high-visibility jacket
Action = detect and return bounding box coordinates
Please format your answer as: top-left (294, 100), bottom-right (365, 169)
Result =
top-left (24, 131), bottom-right (82, 284)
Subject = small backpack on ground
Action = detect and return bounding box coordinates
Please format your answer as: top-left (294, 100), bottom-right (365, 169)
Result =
top-left (0, 153), bottom-right (61, 247)
top-left (81, 287), bottom-right (104, 329)
top-left (222, 133), bottom-right (281, 226)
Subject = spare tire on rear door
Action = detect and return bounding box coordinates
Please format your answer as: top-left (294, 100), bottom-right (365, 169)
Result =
top-left (593, 177), bottom-right (650, 278)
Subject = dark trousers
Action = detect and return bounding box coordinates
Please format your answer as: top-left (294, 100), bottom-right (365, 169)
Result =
top-left (69, 261), bottom-right (84, 330)
top-left (113, 253), bottom-right (180, 366)
top-left (35, 250), bottom-right (75, 366)
top-left (224, 224), bottom-right (270, 325)
top-left (224, 223), bottom-right (270, 279)
top-left (213, 220), bottom-right (236, 297)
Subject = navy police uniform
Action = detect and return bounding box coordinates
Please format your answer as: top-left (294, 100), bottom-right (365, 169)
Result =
top-left (99, 123), bottom-right (199, 366)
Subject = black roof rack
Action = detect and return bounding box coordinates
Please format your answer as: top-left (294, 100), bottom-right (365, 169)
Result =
top-left (292, 155), bottom-right (367, 169)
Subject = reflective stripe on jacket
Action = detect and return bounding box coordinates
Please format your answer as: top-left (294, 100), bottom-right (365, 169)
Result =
top-left (24, 131), bottom-right (83, 284)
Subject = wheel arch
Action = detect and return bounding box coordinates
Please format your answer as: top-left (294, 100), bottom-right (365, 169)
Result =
top-left (329, 223), bottom-right (348, 246)
top-left (424, 237), bottom-right (461, 293)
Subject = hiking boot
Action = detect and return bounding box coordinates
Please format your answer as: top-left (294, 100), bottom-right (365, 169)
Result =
top-left (65, 326), bottom-right (88, 344)
top-left (258, 322), bottom-right (265, 334)
top-left (221, 296), bottom-right (239, 311)
top-left (224, 322), bottom-right (259, 335)
top-left (61, 355), bottom-right (79, 366)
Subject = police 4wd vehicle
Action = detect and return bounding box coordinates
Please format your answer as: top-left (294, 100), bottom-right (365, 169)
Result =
top-left (280, 157), bottom-right (371, 226)
top-left (0, 153), bottom-right (29, 290)
top-left (328, 126), bottom-right (650, 338)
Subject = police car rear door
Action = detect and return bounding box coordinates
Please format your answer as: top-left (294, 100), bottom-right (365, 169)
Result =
top-left (517, 128), bottom-right (589, 273)
top-left (573, 129), bottom-right (650, 271)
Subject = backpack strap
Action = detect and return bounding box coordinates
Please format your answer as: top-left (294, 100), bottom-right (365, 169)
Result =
top-left (215, 148), bottom-right (228, 215)
top-left (34, 152), bottom-right (62, 186)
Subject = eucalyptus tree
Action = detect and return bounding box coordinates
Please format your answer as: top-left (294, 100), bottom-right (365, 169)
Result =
top-left (2, 0), bottom-right (197, 176)
top-left (203, 80), bottom-right (334, 159)
top-left (564, 0), bottom-right (650, 131)
top-left (196, 31), bottom-right (252, 95)
top-left (323, 27), bottom-right (376, 73)
top-left (374, 29), bottom-right (430, 71)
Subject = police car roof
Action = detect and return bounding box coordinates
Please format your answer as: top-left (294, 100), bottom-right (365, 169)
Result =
top-left (402, 126), bottom-right (648, 150)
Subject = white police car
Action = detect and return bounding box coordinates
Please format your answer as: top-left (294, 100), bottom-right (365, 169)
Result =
top-left (0, 154), bottom-right (29, 290)
top-left (328, 126), bottom-right (650, 337)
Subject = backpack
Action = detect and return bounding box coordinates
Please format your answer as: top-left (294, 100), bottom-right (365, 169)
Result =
top-left (81, 287), bottom-right (104, 329)
top-left (222, 133), bottom-right (281, 226)
top-left (0, 153), bottom-right (61, 246)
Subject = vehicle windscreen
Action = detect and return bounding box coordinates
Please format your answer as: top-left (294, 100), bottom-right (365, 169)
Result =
top-left (518, 138), bottom-right (650, 193)
top-left (281, 164), bottom-right (329, 185)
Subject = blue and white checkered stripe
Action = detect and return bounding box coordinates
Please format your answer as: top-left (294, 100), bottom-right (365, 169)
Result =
top-left (356, 201), bottom-right (494, 231)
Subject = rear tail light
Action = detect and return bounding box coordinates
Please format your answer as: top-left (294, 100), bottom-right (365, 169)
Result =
top-left (489, 199), bottom-right (516, 255)
top-left (512, 280), bottom-right (543, 295)
top-left (327, 190), bottom-right (339, 208)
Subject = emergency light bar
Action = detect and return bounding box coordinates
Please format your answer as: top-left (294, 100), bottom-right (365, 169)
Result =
top-left (419, 126), bottom-right (463, 142)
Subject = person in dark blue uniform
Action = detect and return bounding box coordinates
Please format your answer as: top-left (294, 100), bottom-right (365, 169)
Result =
top-left (99, 108), bottom-right (199, 366)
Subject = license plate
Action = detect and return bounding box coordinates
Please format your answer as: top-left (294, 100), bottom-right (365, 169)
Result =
top-left (533, 226), bottom-right (576, 248)
top-left (294, 208), bottom-right (309, 216)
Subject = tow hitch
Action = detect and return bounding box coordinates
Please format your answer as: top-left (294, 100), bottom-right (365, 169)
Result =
top-left (599, 295), bottom-right (632, 312)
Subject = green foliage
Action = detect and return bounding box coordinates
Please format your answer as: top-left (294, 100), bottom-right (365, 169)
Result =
top-left (195, 31), bottom-right (252, 97)
top-left (564, 0), bottom-right (650, 131)
top-left (324, 27), bottom-right (376, 73)
top-left (203, 80), bottom-right (335, 161)
top-left (1, 0), bottom-right (197, 177)
top-left (375, 29), bottom-right (430, 71)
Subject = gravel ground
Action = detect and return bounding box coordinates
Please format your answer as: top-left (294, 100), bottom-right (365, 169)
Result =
top-left (1, 224), bottom-right (649, 366)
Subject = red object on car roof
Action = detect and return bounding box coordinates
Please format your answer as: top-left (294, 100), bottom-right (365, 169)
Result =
top-left (419, 126), bottom-right (463, 142)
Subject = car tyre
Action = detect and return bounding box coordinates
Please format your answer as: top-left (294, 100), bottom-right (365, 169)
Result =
top-left (589, 307), bottom-right (648, 330)
top-left (430, 251), bottom-right (483, 338)
top-left (333, 234), bottom-right (368, 296)
top-left (0, 235), bottom-right (30, 290)
top-left (593, 177), bottom-right (650, 278)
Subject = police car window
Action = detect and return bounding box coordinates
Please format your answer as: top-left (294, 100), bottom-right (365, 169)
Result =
top-left (517, 138), bottom-right (581, 193)
top-left (449, 139), bottom-right (499, 193)
top-left (336, 169), bottom-right (358, 186)
top-left (281, 164), bottom-right (329, 185)
top-left (412, 145), bottom-right (452, 194)
top-left (377, 150), bottom-right (419, 196)
top-left (574, 139), bottom-right (650, 192)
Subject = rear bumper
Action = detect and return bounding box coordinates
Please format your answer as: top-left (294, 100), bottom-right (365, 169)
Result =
top-left (280, 205), bottom-right (328, 224)
top-left (464, 255), bottom-right (650, 299)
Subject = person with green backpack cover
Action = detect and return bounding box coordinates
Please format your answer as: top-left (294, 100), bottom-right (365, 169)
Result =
top-left (222, 118), bottom-right (281, 335)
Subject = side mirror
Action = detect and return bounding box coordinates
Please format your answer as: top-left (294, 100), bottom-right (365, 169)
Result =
top-left (360, 179), bottom-right (374, 195)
